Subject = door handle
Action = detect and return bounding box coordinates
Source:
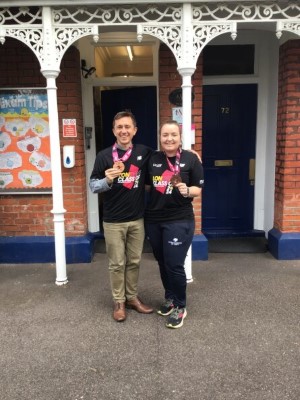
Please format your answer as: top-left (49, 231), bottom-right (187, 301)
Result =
top-left (249, 158), bottom-right (255, 185)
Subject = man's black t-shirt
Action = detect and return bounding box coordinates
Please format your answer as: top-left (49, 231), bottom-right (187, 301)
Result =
top-left (90, 144), bottom-right (152, 223)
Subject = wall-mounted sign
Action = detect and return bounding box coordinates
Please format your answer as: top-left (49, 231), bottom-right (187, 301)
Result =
top-left (0, 88), bottom-right (51, 193)
top-left (63, 119), bottom-right (77, 138)
top-left (172, 107), bottom-right (182, 124)
top-left (172, 108), bottom-right (195, 145)
top-left (169, 88), bottom-right (195, 107)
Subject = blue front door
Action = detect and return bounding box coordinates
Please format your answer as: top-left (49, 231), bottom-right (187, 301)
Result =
top-left (202, 84), bottom-right (257, 234)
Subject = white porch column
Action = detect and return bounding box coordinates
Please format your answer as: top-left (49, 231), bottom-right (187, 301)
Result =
top-left (180, 70), bottom-right (195, 283)
top-left (178, 3), bottom-right (196, 283)
top-left (45, 74), bottom-right (68, 285)
top-left (41, 7), bottom-right (67, 285)
top-left (180, 71), bottom-right (194, 149)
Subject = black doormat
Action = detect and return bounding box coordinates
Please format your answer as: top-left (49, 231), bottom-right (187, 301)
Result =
top-left (208, 237), bottom-right (268, 253)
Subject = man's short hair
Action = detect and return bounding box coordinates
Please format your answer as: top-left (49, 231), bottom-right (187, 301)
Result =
top-left (112, 111), bottom-right (137, 128)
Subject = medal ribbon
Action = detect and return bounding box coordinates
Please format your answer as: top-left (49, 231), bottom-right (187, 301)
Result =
top-left (165, 149), bottom-right (181, 175)
top-left (112, 143), bottom-right (133, 162)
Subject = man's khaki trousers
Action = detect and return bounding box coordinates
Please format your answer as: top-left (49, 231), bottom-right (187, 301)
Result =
top-left (103, 218), bottom-right (144, 302)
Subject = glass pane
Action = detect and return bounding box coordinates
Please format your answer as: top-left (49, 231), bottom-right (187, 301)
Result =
top-left (203, 45), bottom-right (255, 76)
top-left (94, 45), bottom-right (153, 77)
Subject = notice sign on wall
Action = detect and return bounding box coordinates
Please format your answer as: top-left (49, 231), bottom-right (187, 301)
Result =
top-left (172, 107), bottom-right (195, 144)
top-left (0, 88), bottom-right (51, 193)
top-left (63, 119), bottom-right (77, 138)
top-left (172, 107), bottom-right (182, 124)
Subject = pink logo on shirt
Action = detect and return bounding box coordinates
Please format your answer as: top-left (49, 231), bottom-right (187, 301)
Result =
top-left (154, 170), bottom-right (173, 194)
top-left (122, 164), bottom-right (139, 189)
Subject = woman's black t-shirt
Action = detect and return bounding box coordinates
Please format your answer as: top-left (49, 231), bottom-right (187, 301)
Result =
top-left (145, 150), bottom-right (204, 223)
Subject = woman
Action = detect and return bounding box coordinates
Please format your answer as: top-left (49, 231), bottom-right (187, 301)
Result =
top-left (145, 120), bottom-right (204, 329)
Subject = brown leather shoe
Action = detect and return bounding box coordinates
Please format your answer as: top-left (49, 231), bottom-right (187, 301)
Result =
top-left (126, 297), bottom-right (153, 314)
top-left (113, 302), bottom-right (126, 322)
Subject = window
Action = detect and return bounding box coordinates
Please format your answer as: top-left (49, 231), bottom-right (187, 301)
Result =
top-left (203, 45), bottom-right (255, 75)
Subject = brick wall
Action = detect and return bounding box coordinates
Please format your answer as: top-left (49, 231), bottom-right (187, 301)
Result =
top-left (58, 46), bottom-right (88, 236)
top-left (0, 38), bottom-right (87, 237)
top-left (274, 39), bottom-right (300, 232)
top-left (159, 44), bottom-right (203, 234)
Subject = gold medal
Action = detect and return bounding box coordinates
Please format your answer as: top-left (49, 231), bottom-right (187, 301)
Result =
top-left (170, 174), bottom-right (182, 185)
top-left (113, 161), bottom-right (125, 172)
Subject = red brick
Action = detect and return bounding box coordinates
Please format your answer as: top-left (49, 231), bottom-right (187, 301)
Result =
top-left (275, 40), bottom-right (300, 231)
top-left (0, 39), bottom-right (87, 238)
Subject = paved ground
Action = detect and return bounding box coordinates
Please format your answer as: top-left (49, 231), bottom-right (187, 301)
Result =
top-left (0, 251), bottom-right (299, 400)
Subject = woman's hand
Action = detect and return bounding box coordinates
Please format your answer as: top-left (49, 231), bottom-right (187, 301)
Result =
top-left (176, 182), bottom-right (190, 197)
top-left (175, 183), bottom-right (202, 198)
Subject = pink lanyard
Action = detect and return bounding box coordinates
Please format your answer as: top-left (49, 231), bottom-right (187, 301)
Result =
top-left (112, 143), bottom-right (132, 163)
top-left (165, 149), bottom-right (181, 175)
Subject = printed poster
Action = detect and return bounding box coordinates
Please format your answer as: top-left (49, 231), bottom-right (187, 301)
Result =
top-left (0, 89), bottom-right (51, 193)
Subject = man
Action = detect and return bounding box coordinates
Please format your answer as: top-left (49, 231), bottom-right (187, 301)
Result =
top-left (89, 111), bottom-right (153, 322)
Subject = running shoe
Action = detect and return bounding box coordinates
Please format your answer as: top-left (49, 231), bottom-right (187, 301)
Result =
top-left (165, 307), bottom-right (187, 329)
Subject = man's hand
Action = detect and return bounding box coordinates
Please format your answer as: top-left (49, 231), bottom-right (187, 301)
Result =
top-left (188, 149), bottom-right (202, 162)
top-left (105, 167), bottom-right (122, 184)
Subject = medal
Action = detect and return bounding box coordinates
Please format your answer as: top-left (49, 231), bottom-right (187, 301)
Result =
top-left (112, 142), bottom-right (132, 174)
top-left (170, 174), bottom-right (182, 185)
top-left (166, 149), bottom-right (182, 186)
top-left (113, 161), bottom-right (125, 172)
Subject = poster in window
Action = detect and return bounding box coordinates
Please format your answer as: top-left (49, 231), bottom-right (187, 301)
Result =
top-left (0, 88), bottom-right (51, 193)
